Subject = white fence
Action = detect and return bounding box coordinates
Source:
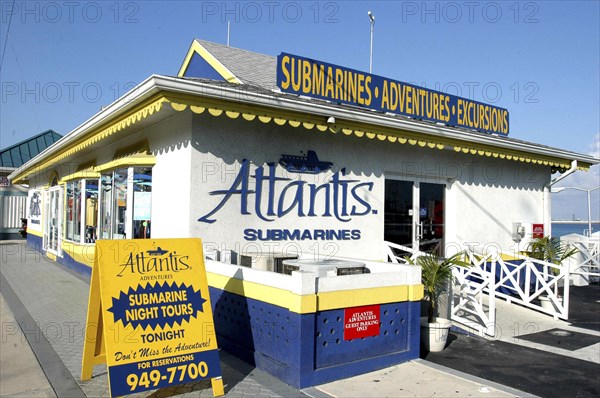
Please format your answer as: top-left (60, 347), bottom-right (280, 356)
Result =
top-left (477, 249), bottom-right (570, 320)
top-left (385, 241), bottom-right (572, 337)
top-left (564, 238), bottom-right (600, 284)
top-left (452, 250), bottom-right (496, 336)
top-left (0, 195), bottom-right (26, 230)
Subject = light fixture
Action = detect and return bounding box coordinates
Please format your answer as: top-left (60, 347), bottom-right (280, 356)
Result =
top-left (327, 116), bottom-right (336, 124)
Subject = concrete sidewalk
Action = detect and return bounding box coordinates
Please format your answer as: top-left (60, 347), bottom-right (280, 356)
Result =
top-left (0, 293), bottom-right (56, 397)
top-left (0, 241), bottom-right (525, 398)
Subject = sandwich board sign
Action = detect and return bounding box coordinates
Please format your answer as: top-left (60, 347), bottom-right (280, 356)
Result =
top-left (81, 238), bottom-right (224, 397)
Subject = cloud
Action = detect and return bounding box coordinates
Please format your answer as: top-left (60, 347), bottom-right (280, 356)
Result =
top-left (552, 133), bottom-right (600, 221)
top-left (588, 132), bottom-right (600, 158)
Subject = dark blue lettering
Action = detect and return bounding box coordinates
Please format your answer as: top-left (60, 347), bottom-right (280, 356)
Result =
top-left (198, 160), bottom-right (255, 223)
top-left (277, 180), bottom-right (305, 217)
top-left (350, 182), bottom-right (374, 215)
top-left (301, 230), bottom-right (313, 240)
top-left (307, 183), bottom-right (331, 217)
top-left (283, 229), bottom-right (301, 240)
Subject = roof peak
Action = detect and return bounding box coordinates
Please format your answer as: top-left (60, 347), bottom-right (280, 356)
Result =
top-left (179, 39), bottom-right (277, 88)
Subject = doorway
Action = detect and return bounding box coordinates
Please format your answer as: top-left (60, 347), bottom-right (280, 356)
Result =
top-left (43, 186), bottom-right (62, 255)
top-left (384, 179), bottom-right (445, 256)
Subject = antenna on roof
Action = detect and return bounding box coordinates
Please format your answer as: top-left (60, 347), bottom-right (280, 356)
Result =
top-left (227, 20), bottom-right (230, 46)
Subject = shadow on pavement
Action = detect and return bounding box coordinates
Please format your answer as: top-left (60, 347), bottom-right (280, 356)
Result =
top-left (422, 332), bottom-right (600, 398)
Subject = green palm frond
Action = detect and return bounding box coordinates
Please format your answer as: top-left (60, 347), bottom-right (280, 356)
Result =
top-left (527, 236), bottom-right (578, 265)
top-left (408, 251), bottom-right (471, 323)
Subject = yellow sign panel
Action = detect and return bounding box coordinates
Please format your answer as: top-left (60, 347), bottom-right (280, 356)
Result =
top-left (81, 238), bottom-right (223, 397)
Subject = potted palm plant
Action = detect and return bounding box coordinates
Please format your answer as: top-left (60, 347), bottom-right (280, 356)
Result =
top-left (408, 252), bottom-right (471, 352)
top-left (526, 236), bottom-right (578, 311)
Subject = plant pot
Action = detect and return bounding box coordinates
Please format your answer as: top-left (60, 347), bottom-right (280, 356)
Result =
top-left (420, 317), bottom-right (452, 352)
top-left (539, 295), bottom-right (563, 312)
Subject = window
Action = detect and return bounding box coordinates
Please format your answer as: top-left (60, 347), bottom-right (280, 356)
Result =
top-left (98, 167), bottom-right (152, 240)
top-left (99, 173), bottom-right (115, 239)
top-left (133, 167), bottom-right (152, 239)
top-left (85, 180), bottom-right (98, 242)
top-left (113, 169), bottom-right (128, 239)
top-left (65, 180), bottom-right (81, 242)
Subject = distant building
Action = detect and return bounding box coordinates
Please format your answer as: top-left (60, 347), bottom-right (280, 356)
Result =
top-left (1, 130), bottom-right (61, 239)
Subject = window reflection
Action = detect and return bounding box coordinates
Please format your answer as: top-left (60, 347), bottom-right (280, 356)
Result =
top-left (133, 167), bottom-right (152, 239)
top-left (113, 169), bottom-right (128, 239)
top-left (85, 180), bottom-right (98, 242)
top-left (65, 180), bottom-right (81, 242)
top-left (99, 174), bottom-right (113, 239)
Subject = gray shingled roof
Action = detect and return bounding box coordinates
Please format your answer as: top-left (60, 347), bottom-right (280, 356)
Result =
top-left (196, 39), bottom-right (277, 88)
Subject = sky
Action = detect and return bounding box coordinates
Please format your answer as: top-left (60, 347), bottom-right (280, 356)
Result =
top-left (0, 0), bottom-right (598, 220)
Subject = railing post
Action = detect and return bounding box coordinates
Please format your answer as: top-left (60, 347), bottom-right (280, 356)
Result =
top-left (524, 259), bottom-right (531, 298)
top-left (488, 257), bottom-right (496, 336)
top-left (563, 262), bottom-right (570, 319)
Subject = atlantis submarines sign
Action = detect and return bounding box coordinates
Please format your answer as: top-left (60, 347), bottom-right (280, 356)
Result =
top-left (198, 152), bottom-right (376, 241)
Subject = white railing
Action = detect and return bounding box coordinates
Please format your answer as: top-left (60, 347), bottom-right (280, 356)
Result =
top-left (385, 241), bottom-right (497, 336)
top-left (452, 250), bottom-right (496, 336)
top-left (384, 241), bottom-right (572, 337)
top-left (468, 248), bottom-right (570, 320)
top-left (566, 240), bottom-right (600, 283)
top-left (385, 241), bottom-right (425, 264)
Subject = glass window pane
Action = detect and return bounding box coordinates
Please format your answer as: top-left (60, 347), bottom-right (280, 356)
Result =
top-left (384, 180), bottom-right (414, 246)
top-left (65, 181), bottom-right (74, 241)
top-left (73, 180), bottom-right (81, 242)
top-left (85, 179), bottom-right (99, 243)
top-left (113, 169), bottom-right (128, 239)
top-left (133, 167), bottom-right (152, 239)
top-left (99, 174), bottom-right (113, 239)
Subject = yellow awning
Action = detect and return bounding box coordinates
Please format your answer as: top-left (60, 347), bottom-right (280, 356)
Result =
top-left (94, 140), bottom-right (156, 173)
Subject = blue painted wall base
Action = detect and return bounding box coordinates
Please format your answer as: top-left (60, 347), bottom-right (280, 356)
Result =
top-left (209, 287), bottom-right (420, 388)
top-left (26, 235), bottom-right (91, 277)
top-left (25, 238), bottom-right (420, 389)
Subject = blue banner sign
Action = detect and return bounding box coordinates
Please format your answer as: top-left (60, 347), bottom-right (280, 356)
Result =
top-left (276, 53), bottom-right (509, 136)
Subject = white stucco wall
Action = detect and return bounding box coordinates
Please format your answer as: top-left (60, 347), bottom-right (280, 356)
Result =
top-left (145, 112), bottom-right (193, 238)
top-left (24, 109), bottom-right (551, 261)
top-left (188, 113), bottom-right (551, 260)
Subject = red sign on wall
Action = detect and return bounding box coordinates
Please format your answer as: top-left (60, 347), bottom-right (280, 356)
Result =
top-left (343, 305), bottom-right (380, 340)
top-left (533, 223), bottom-right (544, 239)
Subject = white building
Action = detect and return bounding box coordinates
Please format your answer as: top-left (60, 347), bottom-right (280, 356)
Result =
top-left (9, 39), bottom-right (599, 273)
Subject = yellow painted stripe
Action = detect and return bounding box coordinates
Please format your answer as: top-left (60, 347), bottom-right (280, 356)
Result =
top-left (60, 169), bottom-right (100, 182)
top-left (13, 90), bottom-right (591, 185)
top-left (46, 251), bottom-right (57, 261)
top-left (317, 286), bottom-right (408, 311)
top-left (94, 156), bottom-right (156, 172)
top-left (61, 242), bottom-right (95, 267)
top-left (207, 272), bottom-right (421, 314)
top-left (177, 41), bottom-right (243, 84)
top-left (27, 229), bottom-right (43, 237)
top-left (408, 285), bottom-right (424, 301)
top-left (11, 97), bottom-right (166, 184)
top-left (206, 272), bottom-right (317, 314)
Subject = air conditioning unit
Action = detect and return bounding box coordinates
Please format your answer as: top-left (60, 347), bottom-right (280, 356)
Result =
top-left (239, 252), bottom-right (299, 273)
top-left (282, 259), bottom-right (366, 277)
top-left (280, 262), bottom-right (300, 275)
